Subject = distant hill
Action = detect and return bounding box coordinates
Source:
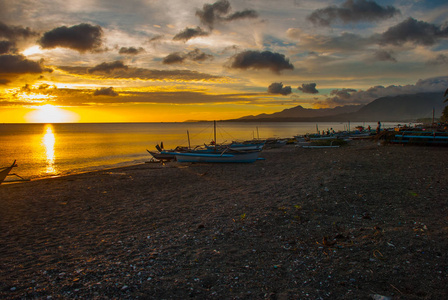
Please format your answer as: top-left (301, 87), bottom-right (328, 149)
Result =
top-left (226, 92), bottom-right (445, 122)
top-left (349, 92), bottom-right (444, 121)
top-left (237, 105), bottom-right (361, 120)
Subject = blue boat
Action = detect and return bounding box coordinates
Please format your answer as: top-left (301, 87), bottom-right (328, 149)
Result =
top-left (162, 150), bottom-right (261, 163)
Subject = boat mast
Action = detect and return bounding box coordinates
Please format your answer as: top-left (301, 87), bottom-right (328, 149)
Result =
top-left (187, 130), bottom-right (191, 149)
top-left (214, 120), bottom-right (217, 150)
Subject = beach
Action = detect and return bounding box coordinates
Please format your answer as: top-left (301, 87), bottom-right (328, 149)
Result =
top-left (1, 140), bottom-right (447, 299)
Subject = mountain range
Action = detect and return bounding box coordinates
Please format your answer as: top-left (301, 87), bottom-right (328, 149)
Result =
top-left (227, 92), bottom-right (446, 122)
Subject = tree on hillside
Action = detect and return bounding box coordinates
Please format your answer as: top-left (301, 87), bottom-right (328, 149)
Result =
top-left (441, 89), bottom-right (448, 123)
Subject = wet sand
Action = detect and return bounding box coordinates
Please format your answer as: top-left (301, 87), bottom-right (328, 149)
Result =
top-left (1, 140), bottom-right (447, 299)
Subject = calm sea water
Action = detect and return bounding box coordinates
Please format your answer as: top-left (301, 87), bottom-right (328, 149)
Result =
top-left (1, 121), bottom-right (401, 181)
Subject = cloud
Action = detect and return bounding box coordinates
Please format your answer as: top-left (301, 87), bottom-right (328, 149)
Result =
top-left (0, 54), bottom-right (51, 74)
top-left (0, 40), bottom-right (15, 54)
top-left (148, 35), bottom-right (164, 43)
top-left (298, 83), bottom-right (319, 94)
top-left (286, 29), bottom-right (371, 52)
top-left (173, 27), bottom-right (209, 42)
top-left (225, 10), bottom-right (258, 22)
top-left (186, 48), bottom-right (214, 62)
top-left (195, 0), bottom-right (258, 30)
top-left (59, 66), bottom-right (223, 82)
top-left (267, 82), bottom-right (292, 95)
top-left (377, 18), bottom-right (448, 46)
top-left (22, 89), bottom-right (261, 107)
top-left (324, 76), bottom-right (448, 105)
top-left (373, 50), bottom-right (396, 62)
top-left (93, 87), bottom-right (119, 97)
top-left (88, 61), bottom-right (129, 74)
top-left (0, 22), bottom-right (38, 42)
top-left (0, 78), bottom-right (10, 85)
top-left (39, 23), bottom-right (104, 53)
top-left (163, 49), bottom-right (213, 65)
top-left (427, 54), bottom-right (448, 65)
top-left (196, 0), bottom-right (230, 29)
top-left (162, 52), bottom-right (185, 64)
top-left (308, 0), bottom-right (400, 27)
top-left (119, 47), bottom-right (145, 55)
top-left (228, 50), bottom-right (294, 73)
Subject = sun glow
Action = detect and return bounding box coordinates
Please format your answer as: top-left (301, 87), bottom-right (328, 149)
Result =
top-left (42, 124), bottom-right (57, 174)
top-left (23, 45), bottom-right (43, 56)
top-left (25, 104), bottom-right (79, 123)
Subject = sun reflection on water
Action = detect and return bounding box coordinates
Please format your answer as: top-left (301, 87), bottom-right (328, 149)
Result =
top-left (42, 124), bottom-right (57, 174)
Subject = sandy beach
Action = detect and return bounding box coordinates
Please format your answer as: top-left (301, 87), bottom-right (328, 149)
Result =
top-left (1, 140), bottom-right (447, 299)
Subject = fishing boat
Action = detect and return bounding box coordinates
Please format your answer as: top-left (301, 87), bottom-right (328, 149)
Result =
top-left (0, 160), bottom-right (28, 184)
top-left (146, 149), bottom-right (176, 162)
top-left (165, 149), bottom-right (262, 163)
top-left (391, 131), bottom-right (448, 145)
top-left (263, 138), bottom-right (287, 149)
top-left (205, 141), bottom-right (265, 151)
top-left (0, 161), bottom-right (16, 184)
top-left (161, 121), bottom-right (263, 163)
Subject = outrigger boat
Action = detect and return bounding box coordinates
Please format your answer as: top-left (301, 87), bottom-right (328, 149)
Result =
top-left (158, 121), bottom-right (264, 163)
top-left (164, 148), bottom-right (262, 163)
top-left (0, 160), bottom-right (29, 184)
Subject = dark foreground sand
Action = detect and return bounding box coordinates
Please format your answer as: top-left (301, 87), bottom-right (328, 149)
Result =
top-left (1, 140), bottom-right (447, 299)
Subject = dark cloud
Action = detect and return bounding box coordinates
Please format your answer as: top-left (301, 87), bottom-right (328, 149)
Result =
top-left (308, 0), bottom-right (400, 27)
top-left (38, 83), bottom-right (51, 89)
top-left (378, 18), bottom-right (448, 46)
top-left (298, 83), bottom-right (319, 94)
top-left (0, 54), bottom-right (51, 74)
top-left (163, 49), bottom-right (213, 65)
top-left (0, 40), bottom-right (15, 54)
top-left (330, 88), bottom-right (357, 99)
top-left (0, 78), bottom-right (10, 85)
top-left (267, 82), bottom-right (292, 95)
top-left (148, 35), bottom-right (164, 43)
top-left (39, 23), bottom-right (103, 53)
top-left (196, 0), bottom-right (230, 29)
top-left (162, 52), bottom-right (186, 64)
top-left (20, 83), bottom-right (31, 92)
top-left (325, 88), bottom-right (359, 105)
top-left (225, 10), bottom-right (258, 22)
top-left (93, 87), bottom-right (119, 97)
top-left (324, 77), bottom-right (448, 105)
top-left (173, 27), bottom-right (209, 42)
top-left (59, 66), bottom-right (222, 82)
top-left (228, 50), bottom-right (294, 73)
top-left (23, 88), bottom-right (261, 107)
top-left (119, 47), bottom-right (145, 55)
top-left (373, 50), bottom-right (396, 62)
top-left (0, 22), bottom-right (38, 41)
top-left (427, 54), bottom-right (448, 65)
top-left (196, 0), bottom-right (258, 30)
top-left (186, 48), bottom-right (213, 62)
top-left (88, 61), bottom-right (129, 74)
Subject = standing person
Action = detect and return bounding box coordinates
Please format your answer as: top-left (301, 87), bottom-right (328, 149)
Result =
top-left (376, 121), bottom-right (381, 134)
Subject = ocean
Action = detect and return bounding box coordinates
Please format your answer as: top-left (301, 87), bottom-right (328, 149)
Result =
top-left (1, 121), bottom-right (401, 181)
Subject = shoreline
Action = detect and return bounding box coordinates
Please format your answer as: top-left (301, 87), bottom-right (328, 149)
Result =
top-left (1, 140), bottom-right (447, 299)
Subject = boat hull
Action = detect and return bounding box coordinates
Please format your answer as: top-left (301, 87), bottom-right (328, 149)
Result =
top-left (165, 151), bottom-right (261, 163)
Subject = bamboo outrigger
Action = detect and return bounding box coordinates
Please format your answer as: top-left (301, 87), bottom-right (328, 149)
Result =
top-left (0, 160), bottom-right (29, 184)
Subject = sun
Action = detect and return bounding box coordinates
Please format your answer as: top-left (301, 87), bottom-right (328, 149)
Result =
top-left (25, 104), bottom-right (80, 123)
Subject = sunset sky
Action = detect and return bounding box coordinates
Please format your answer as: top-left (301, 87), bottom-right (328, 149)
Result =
top-left (1, 0), bottom-right (447, 123)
